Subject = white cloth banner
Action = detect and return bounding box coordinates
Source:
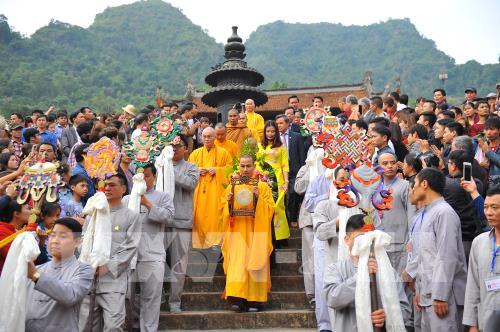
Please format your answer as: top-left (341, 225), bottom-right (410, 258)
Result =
top-left (351, 230), bottom-right (406, 332)
top-left (155, 145), bottom-right (175, 198)
top-left (0, 231), bottom-right (40, 332)
top-left (128, 172), bottom-right (147, 213)
top-left (80, 191), bottom-right (112, 269)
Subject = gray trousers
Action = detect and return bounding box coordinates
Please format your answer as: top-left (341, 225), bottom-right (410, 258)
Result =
top-left (301, 226), bottom-right (315, 298)
top-left (165, 227), bottom-right (191, 309)
top-left (135, 261), bottom-right (165, 332)
top-left (79, 292), bottom-right (126, 332)
top-left (387, 250), bottom-right (408, 275)
top-left (420, 295), bottom-right (462, 332)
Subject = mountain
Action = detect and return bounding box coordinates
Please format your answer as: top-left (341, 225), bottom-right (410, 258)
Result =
top-left (0, 0), bottom-right (222, 114)
top-left (245, 19), bottom-right (499, 99)
top-left (0, 0), bottom-right (498, 115)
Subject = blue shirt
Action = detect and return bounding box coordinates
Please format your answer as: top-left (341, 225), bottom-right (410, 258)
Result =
top-left (61, 197), bottom-right (84, 218)
top-left (39, 130), bottom-right (58, 148)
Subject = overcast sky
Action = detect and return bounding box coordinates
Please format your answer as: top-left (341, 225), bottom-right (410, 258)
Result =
top-left (1, 0), bottom-right (499, 64)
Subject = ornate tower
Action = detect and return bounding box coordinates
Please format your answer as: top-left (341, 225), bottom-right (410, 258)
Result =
top-left (202, 26), bottom-right (267, 123)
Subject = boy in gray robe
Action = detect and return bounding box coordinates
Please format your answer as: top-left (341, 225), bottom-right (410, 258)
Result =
top-left (323, 214), bottom-right (411, 331)
top-left (26, 218), bottom-right (93, 332)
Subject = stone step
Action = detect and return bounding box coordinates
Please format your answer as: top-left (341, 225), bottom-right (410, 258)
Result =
top-left (175, 275), bottom-right (305, 293)
top-left (186, 261), bottom-right (302, 278)
top-left (164, 329), bottom-right (315, 332)
top-left (159, 309), bottom-right (316, 330)
top-left (188, 247), bottom-right (302, 264)
top-left (164, 291), bottom-right (310, 311)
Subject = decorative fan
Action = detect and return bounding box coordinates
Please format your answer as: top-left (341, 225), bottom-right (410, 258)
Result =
top-left (84, 137), bottom-right (120, 189)
top-left (303, 107), bottom-right (327, 133)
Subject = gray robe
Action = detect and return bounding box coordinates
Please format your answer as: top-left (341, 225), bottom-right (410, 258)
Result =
top-left (376, 177), bottom-right (416, 274)
top-left (463, 230), bottom-right (500, 330)
top-left (26, 256), bottom-right (93, 332)
top-left (415, 197), bottom-right (467, 307)
top-left (95, 204), bottom-right (141, 294)
top-left (323, 258), bottom-right (411, 332)
top-left (122, 189), bottom-right (174, 263)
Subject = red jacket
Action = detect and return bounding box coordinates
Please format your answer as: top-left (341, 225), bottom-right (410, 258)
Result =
top-left (0, 221), bottom-right (16, 275)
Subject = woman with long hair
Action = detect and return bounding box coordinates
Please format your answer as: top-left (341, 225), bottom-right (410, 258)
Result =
top-left (0, 153), bottom-right (19, 177)
top-left (257, 121), bottom-right (290, 242)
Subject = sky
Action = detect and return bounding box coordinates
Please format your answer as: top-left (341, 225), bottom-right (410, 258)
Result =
top-left (1, 0), bottom-right (499, 65)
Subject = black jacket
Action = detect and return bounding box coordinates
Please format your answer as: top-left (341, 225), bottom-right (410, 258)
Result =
top-left (443, 174), bottom-right (484, 241)
top-left (286, 131), bottom-right (306, 179)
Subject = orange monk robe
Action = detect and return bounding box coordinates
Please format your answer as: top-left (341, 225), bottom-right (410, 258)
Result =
top-left (221, 181), bottom-right (275, 303)
top-left (188, 146), bottom-right (233, 249)
top-left (245, 111), bottom-right (265, 141)
top-left (215, 138), bottom-right (239, 160)
top-left (225, 124), bottom-right (253, 153)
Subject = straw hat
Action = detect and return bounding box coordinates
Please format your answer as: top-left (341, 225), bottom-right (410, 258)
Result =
top-left (122, 104), bottom-right (136, 117)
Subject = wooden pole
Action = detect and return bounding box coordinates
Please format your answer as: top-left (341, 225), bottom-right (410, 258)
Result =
top-left (369, 239), bottom-right (383, 332)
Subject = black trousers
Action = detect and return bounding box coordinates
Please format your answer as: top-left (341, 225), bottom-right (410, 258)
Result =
top-left (285, 177), bottom-right (303, 224)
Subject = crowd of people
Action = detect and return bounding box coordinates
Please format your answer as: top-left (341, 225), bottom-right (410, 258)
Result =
top-left (0, 85), bottom-right (499, 332)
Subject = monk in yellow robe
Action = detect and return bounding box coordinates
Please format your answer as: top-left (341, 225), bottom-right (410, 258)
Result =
top-left (244, 99), bottom-right (264, 141)
top-left (225, 108), bottom-right (252, 153)
top-left (222, 154), bottom-right (274, 312)
top-left (188, 127), bottom-right (232, 249)
top-left (214, 123), bottom-right (239, 160)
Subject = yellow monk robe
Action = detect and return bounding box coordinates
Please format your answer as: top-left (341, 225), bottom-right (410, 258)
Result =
top-left (245, 111), bottom-right (264, 141)
top-left (221, 180), bottom-right (274, 302)
top-left (256, 144), bottom-right (290, 241)
top-left (226, 124), bottom-right (253, 153)
top-left (215, 138), bottom-right (239, 160)
top-left (188, 146), bottom-right (232, 248)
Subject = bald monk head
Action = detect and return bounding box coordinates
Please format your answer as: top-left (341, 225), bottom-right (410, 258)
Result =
top-left (238, 112), bottom-right (247, 125)
top-left (214, 123), bottom-right (227, 142)
top-left (228, 109), bottom-right (239, 126)
top-left (239, 154), bottom-right (256, 177)
top-left (202, 126), bottom-right (215, 149)
top-left (378, 152), bottom-right (398, 179)
top-left (244, 99), bottom-right (255, 112)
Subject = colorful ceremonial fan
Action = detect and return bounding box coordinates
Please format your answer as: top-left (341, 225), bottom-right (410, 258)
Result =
top-left (84, 136), bottom-right (120, 189)
top-left (17, 160), bottom-right (62, 223)
top-left (303, 107), bottom-right (327, 133)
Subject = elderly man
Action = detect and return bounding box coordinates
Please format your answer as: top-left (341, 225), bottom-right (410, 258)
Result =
top-left (188, 127), bottom-right (232, 249)
top-left (214, 123), bottom-right (239, 159)
top-left (244, 99), bottom-right (264, 141)
top-left (225, 108), bottom-right (252, 153)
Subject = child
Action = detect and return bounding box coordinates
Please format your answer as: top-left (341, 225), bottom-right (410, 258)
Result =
top-left (61, 174), bottom-right (88, 225)
top-left (35, 202), bottom-right (62, 265)
top-left (323, 214), bottom-right (411, 331)
top-left (57, 163), bottom-right (72, 207)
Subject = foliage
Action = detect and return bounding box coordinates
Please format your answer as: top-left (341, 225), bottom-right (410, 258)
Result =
top-left (0, 1), bottom-right (498, 116)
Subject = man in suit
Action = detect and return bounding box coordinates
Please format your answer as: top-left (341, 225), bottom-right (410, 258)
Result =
top-left (275, 114), bottom-right (306, 228)
top-left (60, 110), bottom-right (86, 162)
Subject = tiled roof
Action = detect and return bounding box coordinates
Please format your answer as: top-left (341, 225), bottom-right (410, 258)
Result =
top-left (193, 83), bottom-right (368, 114)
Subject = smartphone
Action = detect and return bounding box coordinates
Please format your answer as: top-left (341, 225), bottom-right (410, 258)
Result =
top-left (463, 162), bottom-right (472, 181)
top-left (358, 105), bottom-right (363, 114)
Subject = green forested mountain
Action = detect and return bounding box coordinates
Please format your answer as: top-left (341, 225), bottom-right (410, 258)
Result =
top-left (0, 0), bottom-right (498, 115)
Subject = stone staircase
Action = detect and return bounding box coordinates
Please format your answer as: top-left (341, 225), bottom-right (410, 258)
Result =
top-left (159, 228), bottom-right (317, 330)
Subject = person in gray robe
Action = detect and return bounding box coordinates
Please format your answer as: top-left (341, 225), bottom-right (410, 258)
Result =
top-left (410, 168), bottom-right (467, 331)
top-left (376, 152), bottom-right (416, 274)
top-left (166, 136), bottom-right (199, 312)
top-left (323, 214), bottom-right (411, 332)
top-left (294, 164), bottom-right (315, 307)
top-left (463, 186), bottom-right (500, 332)
top-left (79, 174), bottom-right (141, 332)
top-left (26, 218), bottom-right (93, 332)
top-left (122, 164), bottom-right (175, 332)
